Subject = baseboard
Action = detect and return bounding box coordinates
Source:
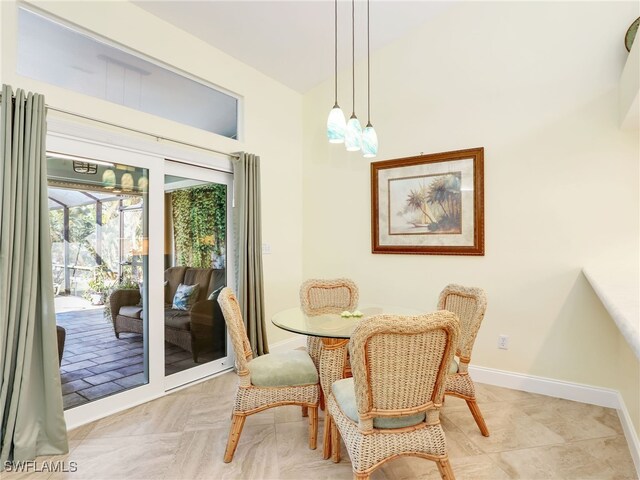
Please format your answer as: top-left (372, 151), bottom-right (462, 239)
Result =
top-left (468, 365), bottom-right (619, 407)
top-left (268, 334), bottom-right (306, 353)
top-left (469, 365), bottom-right (640, 477)
top-left (616, 391), bottom-right (640, 476)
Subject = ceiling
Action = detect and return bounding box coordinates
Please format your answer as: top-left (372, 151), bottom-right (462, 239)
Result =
top-left (133, 1), bottom-right (455, 93)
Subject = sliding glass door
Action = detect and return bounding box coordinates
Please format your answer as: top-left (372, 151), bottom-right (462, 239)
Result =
top-left (163, 161), bottom-right (233, 389)
top-left (46, 133), bottom-right (235, 425)
top-left (47, 152), bottom-right (149, 410)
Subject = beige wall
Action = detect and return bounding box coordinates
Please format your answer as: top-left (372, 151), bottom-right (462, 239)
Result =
top-left (1, 0), bottom-right (638, 434)
top-left (302, 1), bottom-right (639, 431)
top-left (0, 0), bottom-right (304, 345)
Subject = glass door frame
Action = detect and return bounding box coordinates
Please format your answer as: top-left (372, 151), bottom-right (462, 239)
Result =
top-left (47, 125), bottom-right (236, 430)
top-left (163, 160), bottom-right (235, 391)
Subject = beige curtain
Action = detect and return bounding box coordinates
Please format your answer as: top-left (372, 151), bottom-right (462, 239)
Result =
top-left (0, 85), bottom-right (68, 467)
top-left (232, 152), bottom-right (268, 355)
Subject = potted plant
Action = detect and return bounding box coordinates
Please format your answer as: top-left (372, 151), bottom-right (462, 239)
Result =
top-left (85, 265), bottom-right (114, 306)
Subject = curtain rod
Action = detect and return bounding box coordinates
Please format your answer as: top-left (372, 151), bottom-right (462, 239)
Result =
top-left (0, 92), bottom-right (240, 160)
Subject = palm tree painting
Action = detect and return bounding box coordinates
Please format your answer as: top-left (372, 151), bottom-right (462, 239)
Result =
top-left (392, 172), bottom-right (462, 234)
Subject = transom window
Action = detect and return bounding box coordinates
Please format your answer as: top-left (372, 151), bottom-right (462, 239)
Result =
top-left (18, 7), bottom-right (239, 139)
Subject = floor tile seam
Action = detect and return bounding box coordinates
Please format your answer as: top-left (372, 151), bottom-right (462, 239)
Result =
top-left (478, 432), bottom-right (630, 458)
top-left (270, 420), bottom-right (284, 480)
top-left (160, 430), bottom-right (185, 480)
top-left (449, 449), bottom-right (512, 478)
top-left (82, 430), bottom-right (185, 442)
top-left (566, 432), bottom-right (634, 452)
top-left (479, 437), bottom-right (575, 456)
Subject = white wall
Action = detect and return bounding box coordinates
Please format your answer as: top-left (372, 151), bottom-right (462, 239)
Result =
top-left (302, 1), bottom-right (639, 433)
top-left (0, 0), bottom-right (304, 345)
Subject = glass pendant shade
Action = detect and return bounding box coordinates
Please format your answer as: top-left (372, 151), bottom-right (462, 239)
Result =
top-left (102, 169), bottom-right (116, 189)
top-left (327, 105), bottom-right (346, 143)
top-left (345, 116), bottom-right (362, 151)
top-left (362, 124), bottom-right (378, 158)
top-left (121, 173), bottom-right (134, 192)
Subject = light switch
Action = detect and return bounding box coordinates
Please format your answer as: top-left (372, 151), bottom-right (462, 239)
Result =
top-left (262, 243), bottom-right (272, 254)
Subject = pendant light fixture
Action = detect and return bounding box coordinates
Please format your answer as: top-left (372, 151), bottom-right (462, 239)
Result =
top-left (326, 0), bottom-right (346, 143)
top-left (361, 0), bottom-right (378, 158)
top-left (344, 0), bottom-right (362, 152)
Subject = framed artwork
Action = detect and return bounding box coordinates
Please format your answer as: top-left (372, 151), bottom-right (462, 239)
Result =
top-left (371, 147), bottom-right (484, 256)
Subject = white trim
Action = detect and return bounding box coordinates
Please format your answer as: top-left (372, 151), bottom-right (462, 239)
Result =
top-left (165, 366), bottom-right (234, 394)
top-left (469, 365), bottom-right (640, 477)
top-left (617, 391), bottom-right (640, 476)
top-left (268, 334), bottom-right (306, 354)
top-left (468, 365), bottom-right (619, 407)
top-left (47, 117), bottom-right (234, 174)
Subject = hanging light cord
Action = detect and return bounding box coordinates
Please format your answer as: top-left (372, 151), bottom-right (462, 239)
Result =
top-left (334, 0), bottom-right (338, 107)
top-left (367, 0), bottom-right (371, 126)
top-left (351, 0), bottom-right (356, 117)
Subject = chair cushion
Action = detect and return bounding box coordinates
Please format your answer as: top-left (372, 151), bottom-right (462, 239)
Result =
top-left (164, 310), bottom-right (191, 330)
top-left (248, 351), bottom-right (318, 387)
top-left (332, 377), bottom-right (426, 429)
top-left (172, 283), bottom-right (200, 311)
top-left (184, 268), bottom-right (214, 302)
top-left (119, 306), bottom-right (143, 319)
top-left (165, 266), bottom-right (187, 304)
top-left (449, 358), bottom-right (459, 374)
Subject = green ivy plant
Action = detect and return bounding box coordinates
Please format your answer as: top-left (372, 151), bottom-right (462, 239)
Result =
top-left (171, 184), bottom-right (226, 268)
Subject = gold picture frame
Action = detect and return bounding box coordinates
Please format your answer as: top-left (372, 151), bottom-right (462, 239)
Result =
top-left (371, 147), bottom-right (484, 256)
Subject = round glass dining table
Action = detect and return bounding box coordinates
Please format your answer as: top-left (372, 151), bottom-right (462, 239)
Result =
top-left (271, 304), bottom-right (423, 459)
top-left (271, 305), bottom-right (422, 339)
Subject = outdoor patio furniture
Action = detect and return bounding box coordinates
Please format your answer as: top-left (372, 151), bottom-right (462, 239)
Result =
top-left (56, 325), bottom-right (66, 365)
top-left (110, 267), bottom-right (226, 362)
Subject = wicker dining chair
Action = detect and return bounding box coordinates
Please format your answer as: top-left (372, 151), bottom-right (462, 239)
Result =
top-left (299, 278), bottom-right (359, 369)
top-left (438, 284), bottom-right (489, 437)
top-left (217, 287), bottom-right (320, 462)
top-left (327, 312), bottom-right (460, 480)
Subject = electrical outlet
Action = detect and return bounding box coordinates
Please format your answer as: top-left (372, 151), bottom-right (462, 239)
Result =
top-left (498, 335), bottom-right (509, 350)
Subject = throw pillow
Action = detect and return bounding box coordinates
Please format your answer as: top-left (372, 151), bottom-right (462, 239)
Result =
top-left (172, 283), bottom-right (200, 311)
top-left (207, 285), bottom-right (224, 301)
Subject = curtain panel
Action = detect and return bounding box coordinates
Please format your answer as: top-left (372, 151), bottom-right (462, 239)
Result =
top-left (232, 152), bottom-right (268, 356)
top-left (0, 85), bottom-right (68, 467)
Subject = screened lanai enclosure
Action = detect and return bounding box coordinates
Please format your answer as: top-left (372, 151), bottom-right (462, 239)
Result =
top-left (47, 153), bottom-right (150, 409)
top-left (48, 188), bottom-right (144, 303)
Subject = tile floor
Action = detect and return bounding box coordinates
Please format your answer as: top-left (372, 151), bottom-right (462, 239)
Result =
top-left (57, 308), bottom-right (222, 409)
top-left (8, 372), bottom-right (637, 479)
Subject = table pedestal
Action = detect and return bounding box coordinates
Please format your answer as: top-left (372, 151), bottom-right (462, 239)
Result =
top-left (319, 337), bottom-right (348, 460)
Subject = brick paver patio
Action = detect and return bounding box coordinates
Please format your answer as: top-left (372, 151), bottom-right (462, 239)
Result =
top-left (57, 303), bottom-right (223, 409)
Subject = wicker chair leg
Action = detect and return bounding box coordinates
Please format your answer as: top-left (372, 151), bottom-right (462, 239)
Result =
top-left (224, 414), bottom-right (246, 463)
top-left (436, 458), bottom-right (456, 480)
top-left (302, 406), bottom-right (308, 417)
top-left (331, 417), bottom-right (340, 463)
top-left (322, 414), bottom-right (332, 459)
top-left (308, 406), bottom-right (318, 450)
top-left (466, 399), bottom-right (490, 437)
top-left (353, 473), bottom-right (369, 480)
top-left (319, 389), bottom-right (326, 411)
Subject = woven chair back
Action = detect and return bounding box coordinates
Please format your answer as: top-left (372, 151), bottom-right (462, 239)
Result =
top-left (299, 278), bottom-right (359, 315)
top-left (218, 287), bottom-right (253, 373)
top-left (437, 284), bottom-right (487, 360)
top-left (350, 312), bottom-right (459, 419)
